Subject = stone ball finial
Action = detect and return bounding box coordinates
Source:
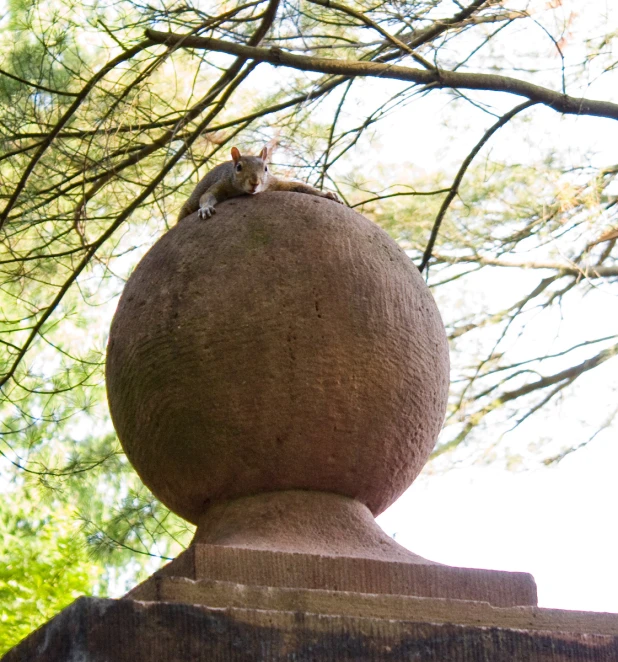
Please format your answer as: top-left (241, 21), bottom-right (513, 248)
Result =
top-left (106, 192), bottom-right (449, 525)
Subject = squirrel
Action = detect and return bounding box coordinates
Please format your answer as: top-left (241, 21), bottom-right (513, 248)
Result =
top-left (177, 146), bottom-right (342, 221)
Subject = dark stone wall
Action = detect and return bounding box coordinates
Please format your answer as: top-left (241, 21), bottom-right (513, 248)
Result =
top-left (4, 597), bottom-right (618, 662)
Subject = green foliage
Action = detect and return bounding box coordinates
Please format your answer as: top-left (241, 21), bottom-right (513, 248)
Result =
top-left (0, 487), bottom-right (101, 655)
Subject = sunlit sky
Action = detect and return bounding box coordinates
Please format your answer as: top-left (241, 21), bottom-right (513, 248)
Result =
top-left (378, 434), bottom-right (618, 613)
top-left (368, 0), bottom-right (618, 615)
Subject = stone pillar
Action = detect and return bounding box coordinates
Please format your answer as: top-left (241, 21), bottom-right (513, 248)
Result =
top-left (4, 192), bottom-right (617, 661)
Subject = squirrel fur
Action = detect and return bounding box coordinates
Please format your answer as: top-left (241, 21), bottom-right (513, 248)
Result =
top-left (177, 146), bottom-right (342, 221)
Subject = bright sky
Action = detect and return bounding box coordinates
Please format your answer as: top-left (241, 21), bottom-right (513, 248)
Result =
top-left (378, 430), bottom-right (618, 613)
top-left (366, 0), bottom-right (618, 616)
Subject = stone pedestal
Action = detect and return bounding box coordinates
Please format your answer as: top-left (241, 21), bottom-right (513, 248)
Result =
top-left (5, 591), bottom-right (618, 661)
top-left (128, 540), bottom-right (538, 608)
top-left (126, 491), bottom-right (538, 609)
top-left (5, 193), bottom-right (618, 661)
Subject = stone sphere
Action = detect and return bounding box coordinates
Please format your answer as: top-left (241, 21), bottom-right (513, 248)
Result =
top-left (106, 192), bottom-right (449, 524)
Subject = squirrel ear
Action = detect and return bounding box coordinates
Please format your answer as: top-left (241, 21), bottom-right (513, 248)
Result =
top-left (260, 146), bottom-right (269, 161)
top-left (231, 147), bottom-right (241, 163)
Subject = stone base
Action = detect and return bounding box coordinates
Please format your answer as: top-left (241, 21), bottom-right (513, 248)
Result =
top-left (6, 543), bottom-right (617, 662)
top-left (4, 593), bottom-right (618, 661)
top-left (126, 542), bottom-right (538, 608)
top-left (190, 491), bottom-right (437, 562)
top-left (129, 575), bottom-right (618, 634)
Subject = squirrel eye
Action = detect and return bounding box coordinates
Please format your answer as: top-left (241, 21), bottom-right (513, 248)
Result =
top-left (264, 165), bottom-right (268, 172)
top-left (235, 163), bottom-right (242, 172)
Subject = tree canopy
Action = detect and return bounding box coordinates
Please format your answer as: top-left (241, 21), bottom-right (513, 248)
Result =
top-left (1, 0), bottom-right (617, 650)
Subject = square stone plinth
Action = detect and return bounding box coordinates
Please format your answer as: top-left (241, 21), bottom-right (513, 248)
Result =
top-left (4, 592), bottom-right (618, 662)
top-left (126, 543), bottom-right (538, 608)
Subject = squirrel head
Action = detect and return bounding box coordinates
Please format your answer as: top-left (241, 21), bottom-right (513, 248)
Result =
top-left (231, 146), bottom-right (270, 195)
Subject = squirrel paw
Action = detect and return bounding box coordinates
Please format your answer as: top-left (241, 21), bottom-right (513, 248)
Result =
top-left (198, 205), bottom-right (216, 220)
top-left (324, 191), bottom-right (343, 204)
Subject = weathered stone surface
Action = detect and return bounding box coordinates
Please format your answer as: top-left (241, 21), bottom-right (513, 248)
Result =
top-left (125, 576), bottom-right (618, 636)
top-left (4, 596), bottom-right (618, 662)
top-left (127, 542), bottom-right (538, 608)
top-left (106, 192), bottom-right (450, 523)
top-left (192, 491), bottom-right (437, 562)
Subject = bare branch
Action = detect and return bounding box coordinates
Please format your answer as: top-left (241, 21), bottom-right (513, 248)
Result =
top-left (419, 99), bottom-right (536, 272)
top-left (0, 67), bottom-right (81, 97)
top-left (392, 0), bottom-right (494, 53)
top-left (435, 255), bottom-right (618, 278)
top-left (145, 30), bottom-right (618, 122)
top-left (0, 39), bottom-right (156, 231)
top-left (307, 0), bottom-right (435, 70)
top-left (436, 341), bottom-right (618, 455)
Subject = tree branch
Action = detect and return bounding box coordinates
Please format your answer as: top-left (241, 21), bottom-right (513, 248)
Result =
top-left (419, 99), bottom-right (536, 273)
top-left (435, 340), bottom-right (618, 456)
top-left (398, 0), bottom-right (493, 51)
top-left (0, 64), bottom-right (255, 389)
top-left (434, 254), bottom-right (618, 278)
top-left (145, 29), bottom-right (618, 122)
top-left (307, 0), bottom-right (435, 70)
top-left (0, 67), bottom-right (81, 97)
top-left (0, 39), bottom-right (156, 232)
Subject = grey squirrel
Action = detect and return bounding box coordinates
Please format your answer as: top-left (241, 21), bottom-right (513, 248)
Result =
top-left (177, 146), bottom-right (342, 221)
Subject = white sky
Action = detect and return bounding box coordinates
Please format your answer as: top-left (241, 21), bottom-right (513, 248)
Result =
top-left (378, 430), bottom-right (618, 613)
top-left (366, 0), bottom-right (618, 616)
